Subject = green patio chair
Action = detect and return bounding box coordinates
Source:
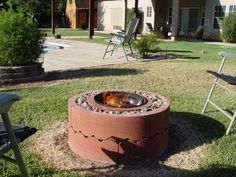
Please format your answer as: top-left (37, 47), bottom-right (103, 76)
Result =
top-left (103, 18), bottom-right (140, 61)
top-left (202, 51), bottom-right (236, 135)
top-left (0, 94), bottom-right (37, 177)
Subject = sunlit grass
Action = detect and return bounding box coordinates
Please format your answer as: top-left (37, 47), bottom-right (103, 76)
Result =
top-left (40, 28), bottom-right (109, 38)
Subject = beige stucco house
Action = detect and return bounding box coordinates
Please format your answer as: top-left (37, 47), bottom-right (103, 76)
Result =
top-left (97, 0), bottom-right (236, 40)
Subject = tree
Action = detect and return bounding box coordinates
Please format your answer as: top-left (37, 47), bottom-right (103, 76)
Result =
top-left (6, 0), bottom-right (67, 27)
top-left (221, 13), bottom-right (236, 42)
top-left (6, 0), bottom-right (66, 17)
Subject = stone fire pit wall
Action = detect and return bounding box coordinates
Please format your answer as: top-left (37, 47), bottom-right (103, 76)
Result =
top-left (68, 90), bottom-right (170, 164)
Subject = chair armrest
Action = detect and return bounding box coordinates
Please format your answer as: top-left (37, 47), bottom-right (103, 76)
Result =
top-left (0, 94), bottom-right (21, 114)
top-left (218, 51), bottom-right (236, 59)
top-left (109, 33), bottom-right (125, 39)
top-left (119, 30), bottom-right (126, 33)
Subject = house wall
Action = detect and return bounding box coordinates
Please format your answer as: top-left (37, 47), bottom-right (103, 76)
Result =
top-left (98, 0), bottom-right (236, 40)
top-left (97, 0), bottom-right (125, 31)
top-left (98, 0), bottom-right (155, 32)
top-left (128, 0), bottom-right (155, 33)
top-left (66, 0), bottom-right (77, 28)
top-left (203, 0), bottom-right (236, 40)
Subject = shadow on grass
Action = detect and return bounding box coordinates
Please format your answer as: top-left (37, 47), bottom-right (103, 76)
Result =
top-left (45, 67), bottom-right (145, 81)
top-left (188, 164), bottom-right (236, 177)
top-left (168, 53), bottom-right (200, 59)
top-left (162, 49), bottom-right (192, 53)
top-left (159, 111), bottom-right (225, 162)
top-left (165, 49), bottom-right (199, 60)
top-left (140, 49), bottom-right (200, 61)
top-left (170, 111), bottom-right (225, 140)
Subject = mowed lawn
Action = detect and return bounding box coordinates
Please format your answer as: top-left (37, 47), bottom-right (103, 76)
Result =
top-left (0, 39), bottom-right (236, 177)
top-left (40, 28), bottom-right (109, 37)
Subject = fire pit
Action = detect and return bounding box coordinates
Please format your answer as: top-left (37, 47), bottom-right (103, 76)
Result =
top-left (68, 90), bottom-right (170, 164)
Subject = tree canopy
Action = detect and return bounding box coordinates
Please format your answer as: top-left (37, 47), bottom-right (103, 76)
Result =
top-left (5, 0), bottom-right (66, 17)
top-left (4, 0), bottom-right (66, 27)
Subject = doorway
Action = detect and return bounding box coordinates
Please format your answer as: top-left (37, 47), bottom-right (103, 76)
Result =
top-left (179, 8), bottom-right (200, 36)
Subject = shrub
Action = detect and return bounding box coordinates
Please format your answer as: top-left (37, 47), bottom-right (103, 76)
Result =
top-left (221, 13), bottom-right (236, 42)
top-left (0, 11), bottom-right (43, 66)
top-left (132, 34), bottom-right (160, 58)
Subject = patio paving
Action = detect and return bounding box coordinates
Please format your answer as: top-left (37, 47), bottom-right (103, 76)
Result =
top-left (43, 37), bottom-right (136, 72)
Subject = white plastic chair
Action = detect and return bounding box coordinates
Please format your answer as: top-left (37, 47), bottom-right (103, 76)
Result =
top-left (202, 51), bottom-right (236, 135)
top-left (0, 94), bottom-right (37, 176)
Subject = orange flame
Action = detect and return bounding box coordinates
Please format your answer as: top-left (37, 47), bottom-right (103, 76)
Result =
top-left (102, 92), bottom-right (129, 108)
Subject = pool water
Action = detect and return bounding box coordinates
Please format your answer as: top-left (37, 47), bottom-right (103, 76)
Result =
top-left (43, 41), bottom-right (72, 53)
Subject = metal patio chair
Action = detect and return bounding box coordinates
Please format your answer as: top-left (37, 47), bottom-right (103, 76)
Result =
top-left (146, 22), bottom-right (154, 32)
top-left (0, 93), bottom-right (37, 177)
top-left (202, 51), bottom-right (236, 135)
top-left (103, 18), bottom-right (140, 61)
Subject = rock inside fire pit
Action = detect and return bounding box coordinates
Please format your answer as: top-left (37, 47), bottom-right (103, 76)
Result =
top-left (68, 90), bottom-right (170, 164)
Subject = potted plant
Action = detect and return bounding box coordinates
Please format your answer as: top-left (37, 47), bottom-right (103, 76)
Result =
top-left (0, 10), bottom-right (44, 84)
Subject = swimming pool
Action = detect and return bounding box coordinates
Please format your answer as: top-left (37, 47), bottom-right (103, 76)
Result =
top-left (43, 42), bottom-right (71, 53)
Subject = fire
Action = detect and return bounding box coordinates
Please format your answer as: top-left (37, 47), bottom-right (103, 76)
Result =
top-left (102, 92), bottom-right (129, 108)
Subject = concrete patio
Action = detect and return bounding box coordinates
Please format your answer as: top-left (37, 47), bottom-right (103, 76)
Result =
top-left (43, 37), bottom-right (136, 72)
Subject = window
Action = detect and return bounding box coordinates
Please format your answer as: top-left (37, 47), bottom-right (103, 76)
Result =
top-left (168, 8), bottom-right (172, 25)
top-left (213, 5), bottom-right (226, 29)
top-left (147, 6), bottom-right (152, 17)
top-left (229, 5), bottom-right (236, 13)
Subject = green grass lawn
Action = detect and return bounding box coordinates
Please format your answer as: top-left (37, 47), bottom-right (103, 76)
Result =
top-left (40, 28), bottom-right (109, 38)
top-left (1, 40), bottom-right (236, 176)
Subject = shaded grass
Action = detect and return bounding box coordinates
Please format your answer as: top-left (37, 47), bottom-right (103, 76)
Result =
top-left (0, 41), bottom-right (236, 176)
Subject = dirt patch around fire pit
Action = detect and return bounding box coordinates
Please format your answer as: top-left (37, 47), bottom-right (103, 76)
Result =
top-left (29, 119), bottom-right (209, 177)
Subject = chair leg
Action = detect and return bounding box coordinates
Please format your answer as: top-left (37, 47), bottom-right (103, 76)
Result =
top-left (202, 78), bottom-right (218, 113)
top-left (111, 44), bottom-right (116, 56)
top-left (129, 44), bottom-right (137, 59)
top-left (226, 111), bottom-right (236, 135)
top-left (1, 113), bottom-right (29, 177)
top-left (122, 45), bottom-right (129, 61)
top-left (103, 41), bottom-right (111, 59)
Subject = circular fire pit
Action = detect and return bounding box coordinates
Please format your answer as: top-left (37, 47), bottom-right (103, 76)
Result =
top-left (68, 90), bottom-right (170, 164)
